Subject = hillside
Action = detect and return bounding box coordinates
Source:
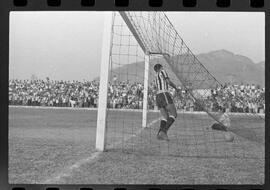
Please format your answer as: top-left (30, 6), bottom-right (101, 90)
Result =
top-left (196, 50), bottom-right (265, 86)
top-left (255, 61), bottom-right (265, 70)
top-left (96, 50), bottom-right (265, 87)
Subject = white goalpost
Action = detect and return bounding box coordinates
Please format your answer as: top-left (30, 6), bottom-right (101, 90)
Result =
top-left (95, 12), bottom-right (113, 151)
top-left (142, 53), bottom-right (150, 128)
top-left (96, 12), bottom-right (150, 151)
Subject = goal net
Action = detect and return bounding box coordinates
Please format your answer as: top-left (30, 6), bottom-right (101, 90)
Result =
top-left (98, 12), bottom-right (264, 159)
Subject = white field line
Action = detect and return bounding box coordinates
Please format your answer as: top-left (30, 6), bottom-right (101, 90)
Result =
top-left (42, 151), bottom-right (101, 184)
top-left (146, 117), bottom-right (161, 128)
top-left (42, 116), bottom-right (161, 184)
top-left (110, 117), bottom-right (161, 145)
top-left (9, 105), bottom-right (265, 117)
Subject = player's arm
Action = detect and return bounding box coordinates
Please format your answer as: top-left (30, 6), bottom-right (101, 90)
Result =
top-left (166, 78), bottom-right (177, 90)
top-left (160, 70), bottom-right (178, 91)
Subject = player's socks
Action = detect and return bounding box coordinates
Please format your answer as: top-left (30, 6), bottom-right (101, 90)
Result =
top-left (165, 115), bottom-right (175, 132)
top-left (158, 119), bottom-right (167, 134)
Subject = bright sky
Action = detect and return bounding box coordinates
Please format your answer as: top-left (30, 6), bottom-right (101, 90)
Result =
top-left (9, 11), bottom-right (265, 81)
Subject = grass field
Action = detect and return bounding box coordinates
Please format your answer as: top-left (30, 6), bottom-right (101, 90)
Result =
top-left (9, 106), bottom-right (264, 184)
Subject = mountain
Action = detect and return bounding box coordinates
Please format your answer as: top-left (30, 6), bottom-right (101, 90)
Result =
top-left (195, 50), bottom-right (265, 86)
top-left (255, 61), bottom-right (265, 70)
top-left (96, 49), bottom-right (265, 87)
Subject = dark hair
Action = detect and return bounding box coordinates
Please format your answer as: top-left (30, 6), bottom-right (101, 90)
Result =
top-left (154, 64), bottom-right (162, 72)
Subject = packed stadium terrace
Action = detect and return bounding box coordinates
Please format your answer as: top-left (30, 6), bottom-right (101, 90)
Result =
top-left (9, 79), bottom-right (265, 114)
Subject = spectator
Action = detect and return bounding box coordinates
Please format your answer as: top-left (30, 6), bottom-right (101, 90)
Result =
top-left (8, 78), bottom-right (265, 113)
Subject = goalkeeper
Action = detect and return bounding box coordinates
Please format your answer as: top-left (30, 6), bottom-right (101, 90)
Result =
top-left (210, 107), bottom-right (231, 131)
top-left (154, 63), bottom-right (179, 141)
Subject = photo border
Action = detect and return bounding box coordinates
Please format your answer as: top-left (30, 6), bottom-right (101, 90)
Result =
top-left (0, 0), bottom-right (269, 189)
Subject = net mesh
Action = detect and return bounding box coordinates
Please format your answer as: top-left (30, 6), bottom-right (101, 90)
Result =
top-left (104, 12), bottom-right (264, 159)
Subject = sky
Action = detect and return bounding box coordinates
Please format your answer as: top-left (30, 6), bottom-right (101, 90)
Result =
top-left (9, 11), bottom-right (265, 81)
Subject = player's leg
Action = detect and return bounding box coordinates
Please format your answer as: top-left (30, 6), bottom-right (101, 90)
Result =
top-left (157, 111), bottom-right (170, 141)
top-left (164, 103), bottom-right (177, 132)
top-left (164, 92), bottom-right (177, 133)
top-left (157, 107), bottom-right (169, 135)
top-left (156, 93), bottom-right (168, 133)
top-left (156, 93), bottom-right (170, 141)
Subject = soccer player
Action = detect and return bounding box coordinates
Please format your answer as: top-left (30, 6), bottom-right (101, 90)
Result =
top-left (154, 63), bottom-right (179, 141)
top-left (209, 107), bottom-right (234, 142)
top-left (211, 107), bottom-right (231, 131)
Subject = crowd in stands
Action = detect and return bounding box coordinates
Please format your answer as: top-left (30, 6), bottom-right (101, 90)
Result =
top-left (208, 84), bottom-right (265, 114)
top-left (174, 83), bottom-right (265, 114)
top-left (9, 79), bottom-right (99, 108)
top-left (9, 78), bottom-right (265, 113)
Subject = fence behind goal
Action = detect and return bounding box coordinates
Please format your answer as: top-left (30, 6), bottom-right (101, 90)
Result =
top-left (102, 12), bottom-right (264, 160)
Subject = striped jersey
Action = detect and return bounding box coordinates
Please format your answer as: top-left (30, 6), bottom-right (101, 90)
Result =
top-left (155, 69), bottom-right (169, 93)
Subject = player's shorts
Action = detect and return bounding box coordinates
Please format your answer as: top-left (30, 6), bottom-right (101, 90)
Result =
top-left (156, 92), bottom-right (173, 109)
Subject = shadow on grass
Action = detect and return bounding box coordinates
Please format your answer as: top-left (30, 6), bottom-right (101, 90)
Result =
top-left (230, 124), bottom-right (264, 145)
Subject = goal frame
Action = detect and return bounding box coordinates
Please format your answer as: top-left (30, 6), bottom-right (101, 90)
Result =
top-left (95, 12), bottom-right (150, 151)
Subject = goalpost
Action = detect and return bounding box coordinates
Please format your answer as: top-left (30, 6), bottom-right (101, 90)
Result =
top-left (95, 11), bottom-right (264, 159)
top-left (96, 12), bottom-right (151, 151)
top-left (142, 53), bottom-right (150, 128)
top-left (95, 12), bottom-right (113, 151)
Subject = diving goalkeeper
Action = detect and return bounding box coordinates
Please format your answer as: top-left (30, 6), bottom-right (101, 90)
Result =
top-left (210, 107), bottom-right (231, 131)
